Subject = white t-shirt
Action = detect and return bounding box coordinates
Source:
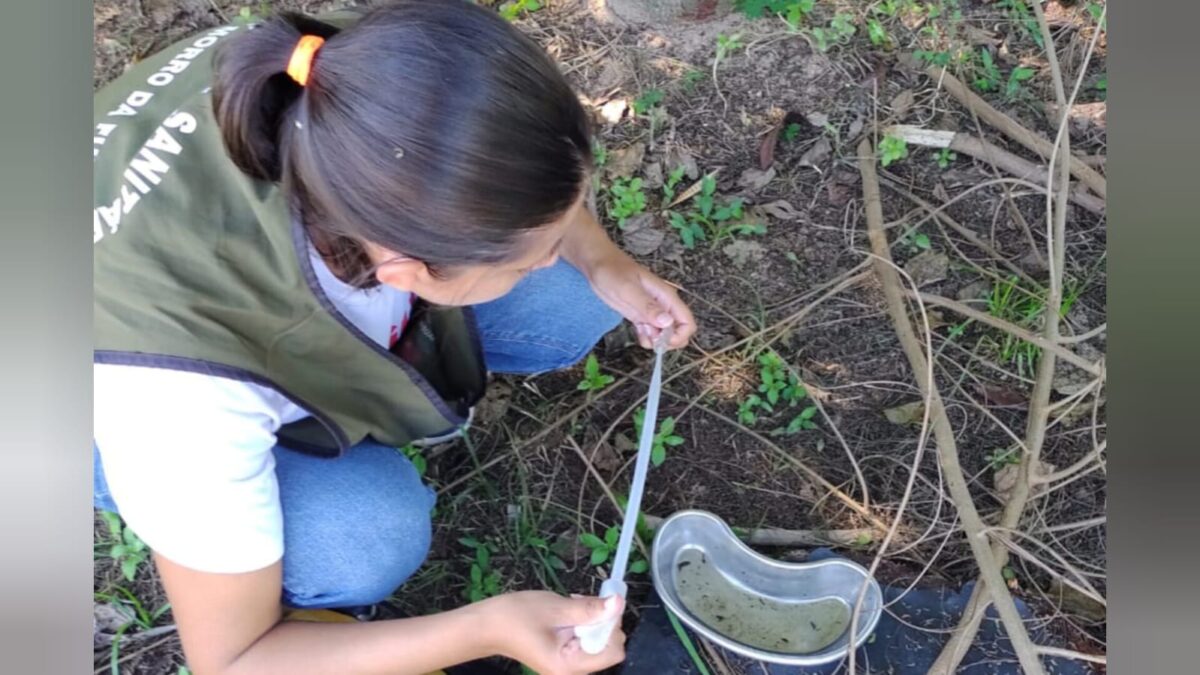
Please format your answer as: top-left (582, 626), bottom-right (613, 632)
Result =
top-left (93, 245), bottom-right (414, 573)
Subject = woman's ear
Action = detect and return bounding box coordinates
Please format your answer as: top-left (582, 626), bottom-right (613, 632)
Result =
top-left (374, 256), bottom-right (430, 292)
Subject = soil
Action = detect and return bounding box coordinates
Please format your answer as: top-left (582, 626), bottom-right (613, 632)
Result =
top-left (94, 1), bottom-right (1108, 673)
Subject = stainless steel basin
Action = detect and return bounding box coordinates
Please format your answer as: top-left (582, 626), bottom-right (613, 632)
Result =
top-left (650, 510), bottom-right (883, 666)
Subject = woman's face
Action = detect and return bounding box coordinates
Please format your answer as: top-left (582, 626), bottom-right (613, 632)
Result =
top-left (370, 194), bottom-right (582, 306)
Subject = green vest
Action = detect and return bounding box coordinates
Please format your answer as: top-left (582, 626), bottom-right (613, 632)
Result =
top-left (93, 15), bottom-right (487, 456)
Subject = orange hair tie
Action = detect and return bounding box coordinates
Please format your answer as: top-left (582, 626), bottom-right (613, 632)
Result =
top-left (286, 35), bottom-right (325, 86)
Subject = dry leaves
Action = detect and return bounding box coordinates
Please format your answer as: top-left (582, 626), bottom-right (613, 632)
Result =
top-left (798, 137), bottom-right (832, 170)
top-left (737, 167), bottom-right (776, 192)
top-left (621, 213), bottom-right (665, 256)
top-left (752, 199), bottom-right (802, 222)
top-left (605, 142), bottom-right (645, 179)
top-left (994, 459), bottom-right (1055, 504)
top-left (884, 400), bottom-right (925, 426)
top-left (903, 250), bottom-right (949, 287)
top-left (722, 240), bottom-right (767, 267)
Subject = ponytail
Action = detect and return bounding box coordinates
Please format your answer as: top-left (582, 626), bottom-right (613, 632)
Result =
top-left (211, 13), bottom-right (340, 181)
top-left (208, 1), bottom-right (594, 288)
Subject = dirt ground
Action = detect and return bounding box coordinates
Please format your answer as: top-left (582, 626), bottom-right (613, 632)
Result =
top-left (94, 1), bottom-right (1107, 673)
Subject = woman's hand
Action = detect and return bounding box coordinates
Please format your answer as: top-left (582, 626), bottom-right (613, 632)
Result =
top-left (483, 591), bottom-right (627, 675)
top-left (561, 206), bottom-right (696, 351)
top-left (586, 252), bottom-right (696, 351)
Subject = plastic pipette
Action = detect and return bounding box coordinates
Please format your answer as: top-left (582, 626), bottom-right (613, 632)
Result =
top-left (574, 327), bottom-right (671, 654)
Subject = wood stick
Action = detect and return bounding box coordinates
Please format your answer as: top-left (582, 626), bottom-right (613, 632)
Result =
top-left (884, 126), bottom-right (1105, 215)
top-left (918, 63), bottom-right (1107, 199)
top-left (910, 292), bottom-right (1104, 376)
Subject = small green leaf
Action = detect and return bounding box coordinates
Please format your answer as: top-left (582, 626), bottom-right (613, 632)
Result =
top-left (590, 548), bottom-right (610, 566)
top-left (914, 233), bottom-right (932, 250)
top-left (800, 405), bottom-right (818, 420)
top-left (605, 526), bottom-right (620, 547)
top-left (471, 564), bottom-right (483, 584)
top-left (110, 544), bottom-right (126, 559)
top-left (651, 444), bottom-right (665, 467)
top-left (579, 533), bottom-right (606, 549)
top-left (629, 559), bottom-right (649, 574)
top-left (121, 557), bottom-right (140, 582)
top-left (664, 436), bottom-right (685, 446)
top-left (459, 537), bottom-right (481, 549)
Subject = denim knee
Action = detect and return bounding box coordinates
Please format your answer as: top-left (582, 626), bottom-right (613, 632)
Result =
top-left (276, 443), bottom-right (436, 609)
top-left (473, 260), bottom-right (623, 375)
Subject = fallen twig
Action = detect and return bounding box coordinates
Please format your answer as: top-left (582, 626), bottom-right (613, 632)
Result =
top-left (911, 292), bottom-right (1103, 376)
top-left (914, 63), bottom-right (1107, 199)
top-left (883, 126), bottom-right (1104, 215)
top-left (859, 136), bottom-right (1047, 675)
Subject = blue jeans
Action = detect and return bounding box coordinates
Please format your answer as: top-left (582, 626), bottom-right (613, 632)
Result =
top-left (94, 260), bottom-right (621, 608)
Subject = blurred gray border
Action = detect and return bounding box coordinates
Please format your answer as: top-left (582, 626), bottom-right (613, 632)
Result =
top-left (0, 0), bottom-right (1193, 672)
top-left (0, 1), bottom-right (93, 673)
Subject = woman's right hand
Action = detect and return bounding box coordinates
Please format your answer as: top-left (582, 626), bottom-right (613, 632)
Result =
top-left (482, 591), bottom-right (627, 675)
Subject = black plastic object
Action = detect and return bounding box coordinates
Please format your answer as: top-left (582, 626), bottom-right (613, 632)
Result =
top-left (619, 548), bottom-right (1095, 675)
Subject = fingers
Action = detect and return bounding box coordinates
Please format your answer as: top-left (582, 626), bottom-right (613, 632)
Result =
top-left (562, 627), bottom-right (627, 674)
top-left (558, 594), bottom-right (622, 627)
top-left (638, 277), bottom-right (696, 351)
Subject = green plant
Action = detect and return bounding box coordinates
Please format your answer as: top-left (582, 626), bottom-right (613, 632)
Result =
top-left (783, 122), bottom-right (803, 142)
top-left (577, 354), bottom-right (615, 392)
top-left (1086, 2), bottom-right (1107, 31)
top-left (607, 177), bottom-right (647, 228)
top-left (100, 511), bottom-right (149, 582)
top-left (974, 48), bottom-right (1002, 92)
top-left (879, 135), bottom-right (909, 167)
top-left (810, 12), bottom-right (857, 52)
top-left (459, 537), bottom-right (503, 602)
top-left (592, 140), bottom-right (608, 168)
top-left (632, 89), bottom-right (665, 116)
top-left (776, 405), bottom-right (819, 435)
top-left (980, 275), bottom-right (1082, 378)
top-left (1094, 74), bottom-right (1107, 93)
top-left (681, 69), bottom-right (707, 93)
top-left (738, 394), bottom-right (768, 425)
top-left (987, 447), bottom-right (1021, 470)
top-left (233, 2), bottom-right (271, 25)
top-left (633, 408), bottom-right (684, 467)
top-left (933, 147), bottom-right (957, 169)
top-left (757, 351), bottom-right (806, 407)
top-left (95, 585), bottom-right (172, 675)
top-left (741, 351), bottom-right (810, 429)
top-left (667, 175), bottom-right (765, 250)
top-left (716, 33), bottom-right (744, 62)
top-left (1005, 66), bottom-right (1036, 101)
top-left (498, 0), bottom-right (542, 21)
top-left (510, 503), bottom-right (568, 590)
top-left (866, 18), bottom-right (890, 47)
top-left (662, 165), bottom-right (687, 203)
top-left (398, 443), bottom-right (427, 476)
top-left (997, 0), bottom-right (1043, 47)
top-left (579, 526), bottom-right (648, 573)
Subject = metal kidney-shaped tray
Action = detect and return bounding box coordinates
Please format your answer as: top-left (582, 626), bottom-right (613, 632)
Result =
top-left (650, 510), bottom-right (883, 666)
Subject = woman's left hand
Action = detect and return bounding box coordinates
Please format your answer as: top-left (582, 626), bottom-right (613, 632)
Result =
top-left (585, 252), bottom-right (696, 351)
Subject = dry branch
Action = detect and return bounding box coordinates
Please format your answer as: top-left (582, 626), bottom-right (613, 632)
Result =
top-left (916, 62), bottom-right (1107, 199)
top-left (929, 4), bottom-right (1107, 669)
top-left (883, 126), bottom-right (1105, 215)
top-left (859, 137), bottom-right (1047, 675)
top-left (911, 292), bottom-right (1104, 376)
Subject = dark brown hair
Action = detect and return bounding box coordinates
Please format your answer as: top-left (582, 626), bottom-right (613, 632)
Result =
top-left (212, 0), bottom-right (592, 286)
